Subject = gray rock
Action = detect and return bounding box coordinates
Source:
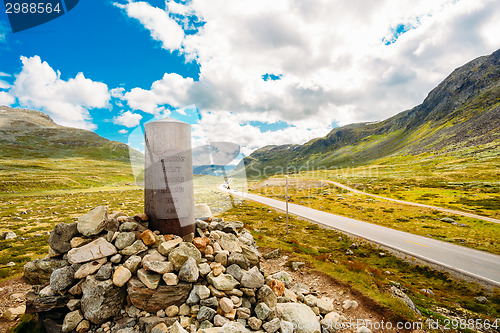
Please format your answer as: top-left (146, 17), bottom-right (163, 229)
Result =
top-left (168, 242), bottom-right (202, 270)
top-left (220, 321), bottom-right (251, 333)
top-left (115, 232), bottom-right (136, 250)
top-left (49, 223), bottom-right (79, 253)
top-left (197, 306), bottom-right (217, 322)
top-left (236, 307), bottom-right (251, 319)
top-left (440, 217), bottom-right (456, 223)
top-left (390, 286), bottom-right (420, 315)
top-left (67, 237), bottom-right (117, 264)
top-left (120, 222), bottom-right (138, 232)
top-left (291, 262), bottom-right (305, 271)
top-left (1, 231), bottom-right (16, 240)
top-left (214, 314), bottom-right (230, 327)
top-left (263, 318), bottom-right (281, 333)
top-left (50, 266), bottom-right (75, 291)
top-left (23, 258), bottom-right (68, 285)
top-left (62, 310), bottom-right (83, 332)
top-left (195, 284), bottom-right (211, 299)
top-left (263, 249), bottom-right (280, 259)
top-left (255, 302), bottom-right (271, 320)
top-left (124, 255), bottom-right (142, 274)
top-left (195, 204), bottom-right (212, 221)
top-left (206, 272), bottom-right (239, 291)
top-left (475, 296), bottom-right (488, 304)
top-left (186, 288), bottom-right (200, 305)
top-left (157, 238), bottom-right (183, 256)
top-left (228, 253), bottom-right (250, 270)
top-left (200, 296), bottom-right (219, 308)
top-left (269, 271), bottom-right (292, 288)
top-left (280, 320), bottom-right (294, 333)
top-left (77, 206), bottom-right (108, 237)
top-left (316, 298), bottom-right (333, 314)
top-left (218, 234), bottom-right (242, 253)
top-left (81, 275), bottom-right (126, 325)
top-left (121, 240), bottom-right (148, 256)
top-left (95, 262), bottom-right (113, 280)
top-left (196, 220), bottom-right (209, 230)
top-left (178, 257), bottom-right (199, 282)
top-left (66, 299), bottom-right (81, 311)
top-left (199, 262), bottom-right (211, 276)
top-left (248, 317), bottom-right (262, 330)
top-left (110, 253), bottom-right (123, 264)
top-left (226, 264), bottom-right (243, 281)
top-left (240, 244), bottom-right (260, 266)
top-left (241, 267), bottom-right (264, 289)
top-left (276, 303), bottom-right (321, 333)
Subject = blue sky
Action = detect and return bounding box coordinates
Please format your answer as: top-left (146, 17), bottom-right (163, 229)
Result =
top-left (0, 0), bottom-right (499, 158)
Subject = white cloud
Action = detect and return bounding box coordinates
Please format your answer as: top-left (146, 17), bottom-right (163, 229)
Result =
top-left (192, 111), bottom-right (333, 157)
top-left (118, 129), bottom-right (128, 134)
top-left (0, 80), bottom-right (10, 89)
top-left (114, 110), bottom-right (143, 127)
top-left (115, 1), bottom-right (185, 51)
top-left (123, 73), bottom-right (194, 114)
top-left (119, 0), bottom-right (500, 153)
top-left (0, 72), bottom-right (10, 77)
top-left (9, 56), bottom-right (110, 130)
top-left (0, 91), bottom-right (15, 105)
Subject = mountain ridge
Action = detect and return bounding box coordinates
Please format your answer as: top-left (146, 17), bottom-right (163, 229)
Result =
top-left (238, 49), bottom-right (500, 177)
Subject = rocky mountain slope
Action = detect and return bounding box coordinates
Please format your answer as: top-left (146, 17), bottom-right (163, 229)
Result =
top-left (0, 106), bottom-right (137, 161)
top-left (239, 49), bottom-right (500, 178)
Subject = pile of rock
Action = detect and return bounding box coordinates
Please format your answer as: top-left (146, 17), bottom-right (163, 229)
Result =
top-left (22, 206), bottom-right (355, 333)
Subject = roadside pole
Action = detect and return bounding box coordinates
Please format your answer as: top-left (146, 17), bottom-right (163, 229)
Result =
top-left (285, 175), bottom-right (289, 234)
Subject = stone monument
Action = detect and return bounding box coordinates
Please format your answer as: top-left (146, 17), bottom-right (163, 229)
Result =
top-left (144, 118), bottom-right (195, 236)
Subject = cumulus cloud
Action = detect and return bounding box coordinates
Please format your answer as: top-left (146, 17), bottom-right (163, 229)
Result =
top-left (118, 129), bottom-right (128, 134)
top-left (119, 0), bottom-right (500, 152)
top-left (115, 1), bottom-right (185, 51)
top-left (9, 56), bottom-right (110, 130)
top-left (0, 80), bottom-right (10, 89)
top-left (0, 91), bottom-right (14, 105)
top-left (114, 110), bottom-right (143, 127)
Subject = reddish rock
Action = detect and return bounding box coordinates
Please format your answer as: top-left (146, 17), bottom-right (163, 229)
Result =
top-left (268, 279), bottom-right (285, 297)
top-left (141, 230), bottom-right (156, 246)
top-left (193, 237), bottom-right (210, 252)
top-left (134, 213), bottom-right (149, 222)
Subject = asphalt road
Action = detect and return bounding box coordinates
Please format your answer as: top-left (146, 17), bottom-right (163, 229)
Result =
top-left (222, 186), bottom-right (500, 287)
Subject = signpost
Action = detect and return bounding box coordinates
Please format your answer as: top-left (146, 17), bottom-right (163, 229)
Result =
top-left (144, 118), bottom-right (195, 236)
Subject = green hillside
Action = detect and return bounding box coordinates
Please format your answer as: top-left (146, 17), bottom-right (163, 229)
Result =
top-left (0, 107), bottom-right (142, 193)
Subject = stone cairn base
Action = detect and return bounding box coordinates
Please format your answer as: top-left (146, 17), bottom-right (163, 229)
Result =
top-left (22, 205), bottom-right (346, 333)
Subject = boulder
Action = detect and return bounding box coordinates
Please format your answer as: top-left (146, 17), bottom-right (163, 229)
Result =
top-left (50, 266), bottom-right (75, 291)
top-left (168, 242), bottom-right (202, 270)
top-left (67, 237), bottom-right (117, 264)
top-left (81, 275), bottom-right (127, 325)
top-left (49, 222), bottom-right (79, 253)
top-left (275, 303), bottom-right (321, 333)
top-left (206, 272), bottom-right (239, 291)
top-left (178, 257), bottom-right (200, 282)
top-left (218, 234), bottom-right (242, 253)
top-left (115, 232), bottom-right (136, 250)
top-left (62, 310), bottom-right (83, 332)
top-left (23, 258), bottom-right (69, 285)
top-left (241, 267), bottom-right (264, 289)
top-left (77, 206), bottom-right (108, 237)
top-left (127, 278), bottom-right (191, 312)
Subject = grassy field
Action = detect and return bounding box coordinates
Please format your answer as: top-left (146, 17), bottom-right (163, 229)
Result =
top-left (294, 147), bottom-right (500, 220)
top-left (250, 179), bottom-right (500, 255)
top-left (220, 201), bottom-right (500, 327)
